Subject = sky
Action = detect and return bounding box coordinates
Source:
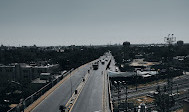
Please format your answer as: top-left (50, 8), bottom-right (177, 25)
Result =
top-left (0, 0), bottom-right (189, 46)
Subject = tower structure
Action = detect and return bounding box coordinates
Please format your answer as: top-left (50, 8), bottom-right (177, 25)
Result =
top-left (164, 34), bottom-right (176, 45)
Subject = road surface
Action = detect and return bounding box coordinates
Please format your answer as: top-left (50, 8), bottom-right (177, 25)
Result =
top-left (31, 63), bottom-right (92, 112)
top-left (71, 55), bottom-right (111, 112)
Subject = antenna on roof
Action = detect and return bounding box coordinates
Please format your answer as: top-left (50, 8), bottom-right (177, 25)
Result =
top-left (164, 34), bottom-right (176, 45)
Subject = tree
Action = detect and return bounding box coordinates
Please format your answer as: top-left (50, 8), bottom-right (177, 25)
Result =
top-left (154, 85), bottom-right (175, 112)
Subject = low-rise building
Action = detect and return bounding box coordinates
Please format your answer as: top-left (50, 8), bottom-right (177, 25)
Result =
top-left (0, 63), bottom-right (59, 92)
top-left (40, 73), bottom-right (51, 80)
top-left (183, 99), bottom-right (189, 112)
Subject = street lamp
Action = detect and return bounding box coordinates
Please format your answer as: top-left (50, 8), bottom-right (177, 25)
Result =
top-left (123, 82), bottom-right (128, 112)
top-left (135, 70), bottom-right (138, 91)
top-left (69, 71), bottom-right (73, 98)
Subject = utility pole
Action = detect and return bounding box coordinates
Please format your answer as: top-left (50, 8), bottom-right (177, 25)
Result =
top-left (167, 78), bottom-right (173, 95)
top-left (164, 34), bottom-right (176, 111)
top-left (70, 73), bottom-right (72, 98)
top-left (167, 77), bottom-right (174, 111)
top-left (124, 82), bottom-right (128, 112)
top-left (177, 84), bottom-right (179, 98)
top-left (117, 81), bottom-right (120, 111)
top-left (135, 71), bottom-right (138, 91)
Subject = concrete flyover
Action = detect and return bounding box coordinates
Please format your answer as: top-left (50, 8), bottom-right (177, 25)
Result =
top-left (25, 59), bottom-right (97, 112)
top-left (68, 54), bottom-right (112, 112)
top-left (24, 53), bottom-right (113, 112)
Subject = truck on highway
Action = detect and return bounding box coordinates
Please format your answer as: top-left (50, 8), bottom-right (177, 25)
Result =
top-left (92, 62), bottom-right (99, 70)
top-left (101, 59), bottom-right (105, 65)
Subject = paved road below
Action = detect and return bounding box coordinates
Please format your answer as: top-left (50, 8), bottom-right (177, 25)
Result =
top-left (71, 55), bottom-right (110, 112)
top-left (32, 64), bottom-right (91, 112)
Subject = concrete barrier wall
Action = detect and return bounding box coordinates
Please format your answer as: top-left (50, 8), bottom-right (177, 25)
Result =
top-left (108, 75), bottom-right (114, 112)
top-left (106, 57), bottom-right (114, 112)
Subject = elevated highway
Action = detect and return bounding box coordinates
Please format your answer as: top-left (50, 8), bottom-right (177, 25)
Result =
top-left (24, 53), bottom-right (112, 112)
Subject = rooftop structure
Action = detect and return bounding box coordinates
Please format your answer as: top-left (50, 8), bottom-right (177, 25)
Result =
top-left (183, 99), bottom-right (189, 112)
top-left (130, 59), bottom-right (160, 67)
top-left (0, 63), bottom-right (59, 92)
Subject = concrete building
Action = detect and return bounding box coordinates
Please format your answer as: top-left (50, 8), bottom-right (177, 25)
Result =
top-left (40, 73), bottom-right (51, 80)
top-left (0, 63), bottom-right (59, 92)
top-left (183, 99), bottom-right (189, 112)
top-left (0, 65), bottom-right (15, 89)
top-left (177, 40), bottom-right (184, 46)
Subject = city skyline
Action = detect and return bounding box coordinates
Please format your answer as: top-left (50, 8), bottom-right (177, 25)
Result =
top-left (0, 0), bottom-right (189, 46)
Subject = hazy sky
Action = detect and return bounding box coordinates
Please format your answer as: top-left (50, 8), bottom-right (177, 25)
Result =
top-left (0, 0), bottom-right (189, 46)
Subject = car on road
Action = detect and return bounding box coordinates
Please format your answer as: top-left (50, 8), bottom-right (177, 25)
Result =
top-left (92, 62), bottom-right (99, 70)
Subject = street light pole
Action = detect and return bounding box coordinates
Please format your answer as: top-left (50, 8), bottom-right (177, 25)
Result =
top-left (123, 82), bottom-right (128, 112)
top-left (70, 72), bottom-right (72, 98)
top-left (117, 81), bottom-right (120, 111)
top-left (135, 71), bottom-right (138, 91)
top-left (177, 84), bottom-right (179, 98)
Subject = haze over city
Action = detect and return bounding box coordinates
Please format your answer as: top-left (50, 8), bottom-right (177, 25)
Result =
top-left (1, 1), bottom-right (189, 111)
top-left (0, 0), bottom-right (189, 46)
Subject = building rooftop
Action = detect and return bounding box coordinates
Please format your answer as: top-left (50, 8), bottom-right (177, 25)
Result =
top-left (32, 78), bottom-right (47, 84)
top-left (40, 73), bottom-right (51, 76)
top-left (130, 59), bottom-right (160, 67)
top-left (107, 70), bottom-right (135, 78)
top-left (0, 63), bottom-right (59, 68)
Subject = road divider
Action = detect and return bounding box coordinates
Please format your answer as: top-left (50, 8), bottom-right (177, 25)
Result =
top-left (65, 71), bottom-right (91, 112)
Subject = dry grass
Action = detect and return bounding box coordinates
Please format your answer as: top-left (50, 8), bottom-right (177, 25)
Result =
top-left (174, 109), bottom-right (183, 112)
top-left (9, 104), bottom-right (17, 108)
top-left (127, 79), bottom-right (165, 89)
top-left (128, 96), bottom-right (154, 105)
top-left (179, 90), bottom-right (188, 95)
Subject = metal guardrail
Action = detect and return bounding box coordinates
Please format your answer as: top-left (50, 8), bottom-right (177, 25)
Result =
top-left (108, 75), bottom-right (114, 112)
top-left (7, 69), bottom-right (74, 112)
top-left (106, 57), bottom-right (114, 112)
